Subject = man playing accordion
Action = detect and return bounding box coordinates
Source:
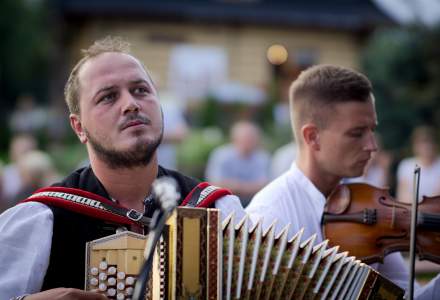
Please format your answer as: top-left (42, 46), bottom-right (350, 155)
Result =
top-left (0, 36), bottom-right (245, 300)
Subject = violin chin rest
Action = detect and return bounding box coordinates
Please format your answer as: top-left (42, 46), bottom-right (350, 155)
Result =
top-left (326, 184), bottom-right (351, 214)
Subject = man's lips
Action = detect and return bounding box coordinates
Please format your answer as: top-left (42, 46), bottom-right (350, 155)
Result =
top-left (121, 119), bottom-right (149, 130)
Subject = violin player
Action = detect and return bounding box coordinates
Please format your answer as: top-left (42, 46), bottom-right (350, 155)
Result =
top-left (246, 64), bottom-right (440, 299)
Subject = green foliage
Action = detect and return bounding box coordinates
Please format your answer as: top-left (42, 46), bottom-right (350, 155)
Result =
top-left (0, 0), bottom-right (54, 107)
top-left (177, 128), bottom-right (226, 179)
top-left (362, 26), bottom-right (440, 150)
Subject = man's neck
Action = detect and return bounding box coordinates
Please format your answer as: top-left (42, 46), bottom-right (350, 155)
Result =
top-left (296, 152), bottom-right (341, 197)
top-left (91, 157), bottom-right (159, 211)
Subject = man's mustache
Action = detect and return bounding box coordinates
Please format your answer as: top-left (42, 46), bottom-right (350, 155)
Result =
top-left (119, 115), bottom-right (152, 130)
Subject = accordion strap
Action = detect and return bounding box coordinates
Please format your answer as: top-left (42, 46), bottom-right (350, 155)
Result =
top-left (21, 186), bottom-right (151, 227)
top-left (22, 183), bottom-right (231, 226)
top-left (181, 182), bottom-right (232, 208)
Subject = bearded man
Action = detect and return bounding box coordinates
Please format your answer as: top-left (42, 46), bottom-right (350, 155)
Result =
top-left (0, 37), bottom-right (244, 300)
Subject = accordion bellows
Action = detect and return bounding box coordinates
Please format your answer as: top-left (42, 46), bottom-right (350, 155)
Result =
top-left (86, 207), bottom-right (405, 300)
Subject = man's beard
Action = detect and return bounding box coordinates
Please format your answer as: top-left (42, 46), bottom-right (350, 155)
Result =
top-left (85, 128), bottom-right (163, 169)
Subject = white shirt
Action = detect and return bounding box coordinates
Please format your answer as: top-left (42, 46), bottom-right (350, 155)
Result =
top-left (0, 195), bottom-right (244, 298)
top-left (246, 163), bottom-right (418, 294)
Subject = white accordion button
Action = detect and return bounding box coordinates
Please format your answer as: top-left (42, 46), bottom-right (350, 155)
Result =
top-left (108, 266), bottom-right (117, 275)
top-left (126, 286), bottom-right (134, 295)
top-left (89, 277), bottom-right (98, 286)
top-left (99, 261), bottom-right (108, 270)
top-left (98, 272), bottom-right (107, 281)
top-left (90, 267), bottom-right (99, 276)
top-left (116, 293), bottom-right (125, 300)
top-left (117, 271), bottom-right (126, 280)
top-left (98, 283), bottom-right (107, 291)
top-left (107, 277), bottom-right (117, 286)
top-left (117, 282), bottom-right (125, 290)
top-left (107, 288), bottom-right (116, 297)
top-left (125, 276), bottom-right (135, 285)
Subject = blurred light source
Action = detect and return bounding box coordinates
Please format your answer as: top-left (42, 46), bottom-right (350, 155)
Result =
top-left (267, 44), bottom-right (288, 65)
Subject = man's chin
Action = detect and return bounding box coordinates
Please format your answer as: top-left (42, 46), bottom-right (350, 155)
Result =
top-left (347, 168), bottom-right (365, 179)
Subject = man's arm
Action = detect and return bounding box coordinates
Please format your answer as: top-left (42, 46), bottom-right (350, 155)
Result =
top-left (0, 203), bottom-right (114, 300)
top-left (0, 203), bottom-right (52, 298)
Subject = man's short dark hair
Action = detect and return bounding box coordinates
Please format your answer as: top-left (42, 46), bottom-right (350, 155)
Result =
top-left (289, 64), bottom-right (373, 144)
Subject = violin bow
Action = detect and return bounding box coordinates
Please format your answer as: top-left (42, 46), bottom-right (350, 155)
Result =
top-left (408, 165), bottom-right (421, 300)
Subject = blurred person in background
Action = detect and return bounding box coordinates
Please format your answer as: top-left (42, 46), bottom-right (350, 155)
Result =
top-left (0, 36), bottom-right (244, 300)
top-left (2, 134), bottom-right (38, 206)
top-left (205, 120), bottom-right (271, 206)
top-left (397, 125), bottom-right (440, 203)
top-left (9, 94), bottom-right (47, 135)
top-left (13, 150), bottom-right (60, 203)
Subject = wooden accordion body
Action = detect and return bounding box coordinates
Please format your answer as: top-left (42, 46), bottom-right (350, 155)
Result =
top-left (85, 207), bottom-right (405, 300)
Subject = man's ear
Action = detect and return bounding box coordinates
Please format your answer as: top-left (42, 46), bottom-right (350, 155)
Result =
top-left (301, 123), bottom-right (320, 151)
top-left (70, 114), bottom-right (88, 144)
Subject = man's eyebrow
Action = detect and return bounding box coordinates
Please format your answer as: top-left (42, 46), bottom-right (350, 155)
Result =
top-left (129, 79), bottom-right (150, 85)
top-left (93, 85), bottom-right (116, 99)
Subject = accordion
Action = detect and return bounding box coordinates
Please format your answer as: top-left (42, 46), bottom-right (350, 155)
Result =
top-left (85, 207), bottom-right (405, 299)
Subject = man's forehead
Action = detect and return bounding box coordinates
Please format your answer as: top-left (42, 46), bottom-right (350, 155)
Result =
top-left (332, 100), bottom-right (377, 124)
top-left (78, 52), bottom-right (150, 84)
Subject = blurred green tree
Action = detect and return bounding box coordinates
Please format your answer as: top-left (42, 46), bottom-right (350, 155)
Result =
top-left (0, 0), bottom-right (53, 107)
top-left (362, 26), bottom-right (440, 151)
top-left (0, 0), bottom-right (54, 151)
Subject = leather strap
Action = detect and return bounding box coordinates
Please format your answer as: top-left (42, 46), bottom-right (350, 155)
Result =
top-left (181, 182), bottom-right (232, 208)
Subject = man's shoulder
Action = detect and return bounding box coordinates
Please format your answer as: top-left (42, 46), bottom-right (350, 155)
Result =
top-left (1, 201), bottom-right (53, 223)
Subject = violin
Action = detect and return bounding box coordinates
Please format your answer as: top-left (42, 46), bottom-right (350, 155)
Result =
top-left (322, 183), bottom-right (440, 264)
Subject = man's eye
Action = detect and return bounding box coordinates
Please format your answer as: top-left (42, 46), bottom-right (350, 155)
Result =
top-left (133, 87), bottom-right (149, 94)
top-left (348, 131), bottom-right (363, 138)
top-left (99, 93), bottom-right (116, 103)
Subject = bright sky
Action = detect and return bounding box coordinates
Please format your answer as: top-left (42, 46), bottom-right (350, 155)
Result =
top-left (373, 0), bottom-right (440, 26)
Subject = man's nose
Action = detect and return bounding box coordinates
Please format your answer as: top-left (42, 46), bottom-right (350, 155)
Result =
top-left (364, 132), bottom-right (378, 152)
top-left (122, 92), bottom-right (140, 113)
